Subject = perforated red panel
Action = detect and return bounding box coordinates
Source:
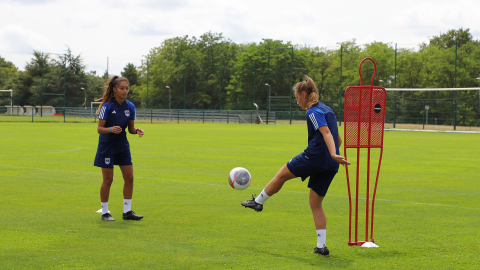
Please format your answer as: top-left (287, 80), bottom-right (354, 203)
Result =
top-left (344, 86), bottom-right (386, 148)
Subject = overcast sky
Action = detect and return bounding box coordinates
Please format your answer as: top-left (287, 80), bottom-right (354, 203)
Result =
top-left (0, 0), bottom-right (478, 76)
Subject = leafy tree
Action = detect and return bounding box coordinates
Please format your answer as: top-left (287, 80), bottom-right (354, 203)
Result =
top-left (121, 63), bottom-right (139, 86)
top-left (421, 28), bottom-right (477, 49)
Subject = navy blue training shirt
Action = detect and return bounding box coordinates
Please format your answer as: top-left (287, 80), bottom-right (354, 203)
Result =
top-left (97, 99), bottom-right (136, 154)
top-left (303, 102), bottom-right (340, 172)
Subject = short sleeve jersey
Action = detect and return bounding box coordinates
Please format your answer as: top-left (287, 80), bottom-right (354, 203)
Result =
top-left (303, 102), bottom-right (340, 172)
top-left (96, 99), bottom-right (136, 154)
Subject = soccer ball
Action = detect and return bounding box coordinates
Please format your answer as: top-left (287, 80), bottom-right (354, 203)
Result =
top-left (228, 167), bottom-right (251, 190)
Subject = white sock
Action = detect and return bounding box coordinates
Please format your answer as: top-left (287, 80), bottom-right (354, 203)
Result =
top-left (101, 202), bottom-right (109, 215)
top-left (123, 199), bottom-right (132, 213)
top-left (254, 189), bottom-right (271, 205)
top-left (316, 229), bottom-right (327, 248)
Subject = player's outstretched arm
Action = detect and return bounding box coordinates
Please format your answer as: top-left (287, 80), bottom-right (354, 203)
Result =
top-left (319, 126), bottom-right (351, 166)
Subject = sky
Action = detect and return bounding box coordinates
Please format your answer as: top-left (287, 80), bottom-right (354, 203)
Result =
top-left (0, 0), bottom-right (478, 76)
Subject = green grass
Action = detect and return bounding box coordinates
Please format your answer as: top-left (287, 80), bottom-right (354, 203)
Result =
top-left (1, 122), bottom-right (479, 269)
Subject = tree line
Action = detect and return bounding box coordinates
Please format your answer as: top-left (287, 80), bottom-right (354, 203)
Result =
top-left (1, 28), bottom-right (479, 117)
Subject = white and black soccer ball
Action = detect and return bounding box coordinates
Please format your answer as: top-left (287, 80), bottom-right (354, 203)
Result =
top-left (228, 167), bottom-right (251, 190)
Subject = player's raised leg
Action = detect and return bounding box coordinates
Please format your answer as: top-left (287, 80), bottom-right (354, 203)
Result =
top-left (119, 165), bottom-right (143, 220)
top-left (241, 164), bottom-right (296, 212)
top-left (310, 189), bottom-right (329, 255)
top-left (100, 168), bottom-right (115, 221)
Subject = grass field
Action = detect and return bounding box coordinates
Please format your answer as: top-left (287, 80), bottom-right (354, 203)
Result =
top-left (1, 122), bottom-right (479, 269)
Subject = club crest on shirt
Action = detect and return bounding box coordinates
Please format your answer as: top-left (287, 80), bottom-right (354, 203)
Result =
top-left (124, 110), bottom-right (130, 117)
top-left (105, 158), bottom-right (110, 165)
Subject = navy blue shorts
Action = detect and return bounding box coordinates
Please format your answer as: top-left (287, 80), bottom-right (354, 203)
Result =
top-left (94, 149), bottom-right (132, 168)
top-left (286, 154), bottom-right (337, 197)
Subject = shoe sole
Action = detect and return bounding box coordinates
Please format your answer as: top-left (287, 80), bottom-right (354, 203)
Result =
top-left (312, 249), bottom-right (329, 255)
top-left (244, 206), bottom-right (262, 212)
top-left (241, 203), bottom-right (263, 212)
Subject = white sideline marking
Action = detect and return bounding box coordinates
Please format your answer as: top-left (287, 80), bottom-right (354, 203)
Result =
top-left (1, 164), bottom-right (479, 211)
top-left (49, 147), bottom-right (83, 153)
top-left (1, 147), bottom-right (82, 156)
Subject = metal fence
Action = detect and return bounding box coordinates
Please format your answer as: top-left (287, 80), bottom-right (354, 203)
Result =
top-left (0, 106), bottom-right (276, 124)
top-left (1, 97), bottom-right (479, 131)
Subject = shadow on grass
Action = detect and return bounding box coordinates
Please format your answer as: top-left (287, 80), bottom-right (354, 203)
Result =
top-left (96, 219), bottom-right (145, 230)
top-left (244, 245), bottom-right (407, 269)
top-left (245, 246), bottom-right (354, 269)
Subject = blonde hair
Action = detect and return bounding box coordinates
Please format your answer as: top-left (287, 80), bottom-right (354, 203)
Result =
top-left (293, 76), bottom-right (318, 109)
top-left (96, 75), bottom-right (129, 112)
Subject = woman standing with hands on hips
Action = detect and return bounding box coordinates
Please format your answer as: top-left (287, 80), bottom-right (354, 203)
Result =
top-left (94, 75), bottom-right (144, 221)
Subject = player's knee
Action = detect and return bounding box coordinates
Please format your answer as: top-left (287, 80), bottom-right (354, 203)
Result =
top-left (124, 175), bottom-right (134, 183)
top-left (309, 196), bottom-right (323, 209)
top-left (272, 175), bottom-right (290, 185)
top-left (309, 199), bottom-right (322, 209)
top-left (102, 179), bottom-right (113, 187)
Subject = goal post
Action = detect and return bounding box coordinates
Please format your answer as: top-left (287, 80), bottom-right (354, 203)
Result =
top-left (385, 87), bottom-right (480, 130)
top-left (91, 102), bottom-right (102, 119)
top-left (0, 89), bottom-right (13, 107)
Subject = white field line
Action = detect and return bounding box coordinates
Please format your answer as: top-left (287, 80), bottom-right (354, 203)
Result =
top-left (1, 164), bottom-right (479, 211)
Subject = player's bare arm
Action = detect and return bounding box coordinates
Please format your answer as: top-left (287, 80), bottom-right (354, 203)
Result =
top-left (128, 120), bottom-right (144, 137)
top-left (97, 119), bottom-right (122, 134)
top-left (319, 126), bottom-right (350, 165)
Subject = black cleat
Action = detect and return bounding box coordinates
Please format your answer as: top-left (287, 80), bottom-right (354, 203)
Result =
top-left (241, 195), bottom-right (263, 212)
top-left (312, 245), bottom-right (329, 256)
top-left (101, 213), bottom-right (115, 221)
top-left (123, 210), bottom-right (144, 220)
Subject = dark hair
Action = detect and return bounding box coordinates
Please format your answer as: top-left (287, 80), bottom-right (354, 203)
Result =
top-left (96, 75), bottom-right (129, 112)
top-left (292, 76), bottom-right (318, 109)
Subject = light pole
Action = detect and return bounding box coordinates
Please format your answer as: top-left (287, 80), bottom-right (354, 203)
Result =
top-left (265, 83), bottom-right (271, 124)
top-left (80, 87), bottom-right (86, 112)
top-left (265, 83), bottom-right (271, 111)
top-left (166, 86), bottom-right (171, 110)
top-left (476, 78), bottom-right (480, 107)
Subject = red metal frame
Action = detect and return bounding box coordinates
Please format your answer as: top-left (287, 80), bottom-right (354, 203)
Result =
top-left (343, 58), bottom-right (386, 246)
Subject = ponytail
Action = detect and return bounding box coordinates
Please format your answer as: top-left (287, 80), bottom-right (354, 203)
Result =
top-left (96, 75), bottom-right (129, 112)
top-left (292, 76), bottom-right (319, 109)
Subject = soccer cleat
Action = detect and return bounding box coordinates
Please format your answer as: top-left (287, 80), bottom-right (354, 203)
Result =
top-left (123, 210), bottom-right (144, 220)
top-left (241, 195), bottom-right (263, 212)
top-left (101, 213), bottom-right (115, 221)
top-left (312, 245), bottom-right (329, 256)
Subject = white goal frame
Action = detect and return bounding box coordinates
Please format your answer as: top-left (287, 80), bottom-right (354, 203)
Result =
top-left (0, 89), bottom-right (13, 107)
top-left (91, 102), bottom-right (102, 118)
top-left (386, 87), bottom-right (480, 107)
top-left (385, 87), bottom-right (480, 91)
